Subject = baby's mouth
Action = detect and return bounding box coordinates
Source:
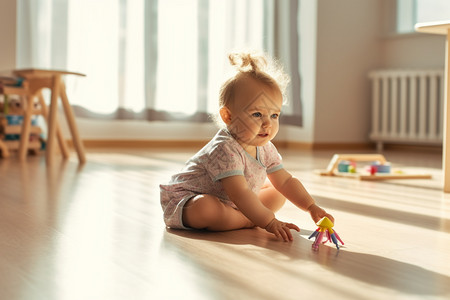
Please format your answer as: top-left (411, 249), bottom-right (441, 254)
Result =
top-left (258, 133), bottom-right (269, 137)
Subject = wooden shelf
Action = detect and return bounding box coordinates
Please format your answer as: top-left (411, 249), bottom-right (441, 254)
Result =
top-left (3, 140), bottom-right (41, 151)
top-left (0, 86), bottom-right (28, 96)
top-left (0, 115), bottom-right (43, 157)
top-left (2, 125), bottom-right (42, 135)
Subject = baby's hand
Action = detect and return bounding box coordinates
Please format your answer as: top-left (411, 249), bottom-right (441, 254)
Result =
top-left (307, 204), bottom-right (335, 224)
top-left (264, 218), bottom-right (300, 242)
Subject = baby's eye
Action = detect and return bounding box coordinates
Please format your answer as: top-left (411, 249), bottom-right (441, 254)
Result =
top-left (271, 113), bottom-right (279, 119)
top-left (252, 112), bottom-right (262, 118)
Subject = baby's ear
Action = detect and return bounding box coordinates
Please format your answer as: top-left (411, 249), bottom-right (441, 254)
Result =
top-left (219, 106), bottom-right (232, 125)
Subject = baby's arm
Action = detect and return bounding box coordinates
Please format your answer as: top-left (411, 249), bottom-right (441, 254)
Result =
top-left (268, 169), bottom-right (334, 224)
top-left (221, 175), bottom-right (299, 241)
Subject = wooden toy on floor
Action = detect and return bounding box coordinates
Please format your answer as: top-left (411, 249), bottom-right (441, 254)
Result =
top-left (315, 154), bottom-right (432, 181)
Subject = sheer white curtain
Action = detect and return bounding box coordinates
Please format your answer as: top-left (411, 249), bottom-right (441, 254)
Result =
top-left (17, 0), bottom-right (302, 125)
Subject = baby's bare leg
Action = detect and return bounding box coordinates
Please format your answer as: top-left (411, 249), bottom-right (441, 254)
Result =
top-left (258, 179), bottom-right (286, 212)
top-left (183, 194), bottom-right (254, 231)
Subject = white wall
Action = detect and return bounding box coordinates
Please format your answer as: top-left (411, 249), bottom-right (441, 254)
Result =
top-left (313, 0), bottom-right (381, 144)
top-left (294, 0), bottom-right (445, 145)
top-left (381, 34), bottom-right (445, 69)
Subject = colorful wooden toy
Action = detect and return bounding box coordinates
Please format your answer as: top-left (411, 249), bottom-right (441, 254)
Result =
top-left (315, 154), bottom-right (432, 181)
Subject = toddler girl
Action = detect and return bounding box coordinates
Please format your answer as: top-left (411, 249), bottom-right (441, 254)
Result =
top-left (160, 51), bottom-right (334, 241)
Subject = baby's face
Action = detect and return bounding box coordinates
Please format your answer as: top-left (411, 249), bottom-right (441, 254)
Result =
top-left (227, 78), bottom-right (282, 149)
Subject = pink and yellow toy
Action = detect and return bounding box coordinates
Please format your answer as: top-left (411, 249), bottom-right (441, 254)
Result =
top-left (308, 217), bottom-right (344, 251)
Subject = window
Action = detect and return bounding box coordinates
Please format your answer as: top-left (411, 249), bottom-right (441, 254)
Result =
top-left (18, 0), bottom-right (268, 117)
top-left (17, 0), bottom-right (303, 125)
top-left (397, 0), bottom-right (450, 33)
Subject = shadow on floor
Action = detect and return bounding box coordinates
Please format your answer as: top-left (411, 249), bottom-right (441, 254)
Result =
top-left (313, 195), bottom-right (450, 233)
top-left (164, 227), bottom-right (450, 297)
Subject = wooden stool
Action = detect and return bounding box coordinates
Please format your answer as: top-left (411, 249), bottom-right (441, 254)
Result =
top-left (1, 69), bottom-right (86, 164)
top-left (415, 21), bottom-right (450, 192)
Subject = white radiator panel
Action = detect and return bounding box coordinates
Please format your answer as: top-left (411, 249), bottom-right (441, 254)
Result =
top-left (369, 70), bottom-right (444, 150)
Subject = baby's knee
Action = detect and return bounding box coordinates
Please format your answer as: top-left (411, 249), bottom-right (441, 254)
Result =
top-left (183, 195), bottom-right (223, 228)
top-left (194, 196), bottom-right (223, 217)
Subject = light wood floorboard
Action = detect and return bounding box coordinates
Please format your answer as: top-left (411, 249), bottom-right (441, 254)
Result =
top-left (0, 147), bottom-right (449, 300)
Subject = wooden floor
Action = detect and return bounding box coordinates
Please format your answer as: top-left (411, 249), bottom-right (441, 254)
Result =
top-left (0, 147), bottom-right (449, 300)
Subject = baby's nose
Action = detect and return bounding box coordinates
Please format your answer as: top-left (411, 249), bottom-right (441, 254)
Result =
top-left (262, 116), bottom-right (271, 127)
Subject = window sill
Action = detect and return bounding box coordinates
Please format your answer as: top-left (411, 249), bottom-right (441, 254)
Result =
top-left (381, 31), bottom-right (427, 40)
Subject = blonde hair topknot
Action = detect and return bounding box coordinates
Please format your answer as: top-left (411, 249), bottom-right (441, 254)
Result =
top-left (218, 51), bottom-right (290, 108)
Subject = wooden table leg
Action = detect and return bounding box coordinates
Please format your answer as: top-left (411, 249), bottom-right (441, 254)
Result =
top-left (444, 29), bottom-right (450, 192)
top-left (46, 75), bottom-right (61, 165)
top-left (37, 92), bottom-right (70, 159)
top-left (59, 81), bottom-right (86, 164)
top-left (0, 140), bottom-right (10, 158)
top-left (18, 94), bottom-right (34, 160)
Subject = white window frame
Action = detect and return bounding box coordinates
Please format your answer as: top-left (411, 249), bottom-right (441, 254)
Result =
top-left (397, 0), bottom-right (450, 33)
top-left (396, 0), bottom-right (416, 34)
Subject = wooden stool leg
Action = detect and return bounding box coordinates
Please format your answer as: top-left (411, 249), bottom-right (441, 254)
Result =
top-left (0, 140), bottom-right (10, 158)
top-left (444, 31), bottom-right (450, 192)
top-left (37, 92), bottom-right (70, 159)
top-left (59, 81), bottom-right (86, 164)
top-left (18, 94), bottom-right (34, 160)
top-left (46, 75), bottom-right (61, 165)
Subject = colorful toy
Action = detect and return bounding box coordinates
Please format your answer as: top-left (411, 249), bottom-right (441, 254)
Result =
top-left (308, 217), bottom-right (344, 251)
top-left (365, 161), bottom-right (391, 174)
top-left (315, 154), bottom-right (432, 181)
top-left (337, 160), bottom-right (357, 173)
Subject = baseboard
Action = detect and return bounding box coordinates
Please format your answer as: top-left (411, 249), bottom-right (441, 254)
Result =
top-left (382, 143), bottom-right (442, 153)
top-left (69, 139), bottom-right (375, 150)
top-left (309, 142), bottom-right (374, 150)
top-left (67, 139), bottom-right (209, 149)
top-left (273, 141), bottom-right (374, 150)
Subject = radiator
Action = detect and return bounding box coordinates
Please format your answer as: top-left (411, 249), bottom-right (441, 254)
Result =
top-left (368, 69), bottom-right (445, 150)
